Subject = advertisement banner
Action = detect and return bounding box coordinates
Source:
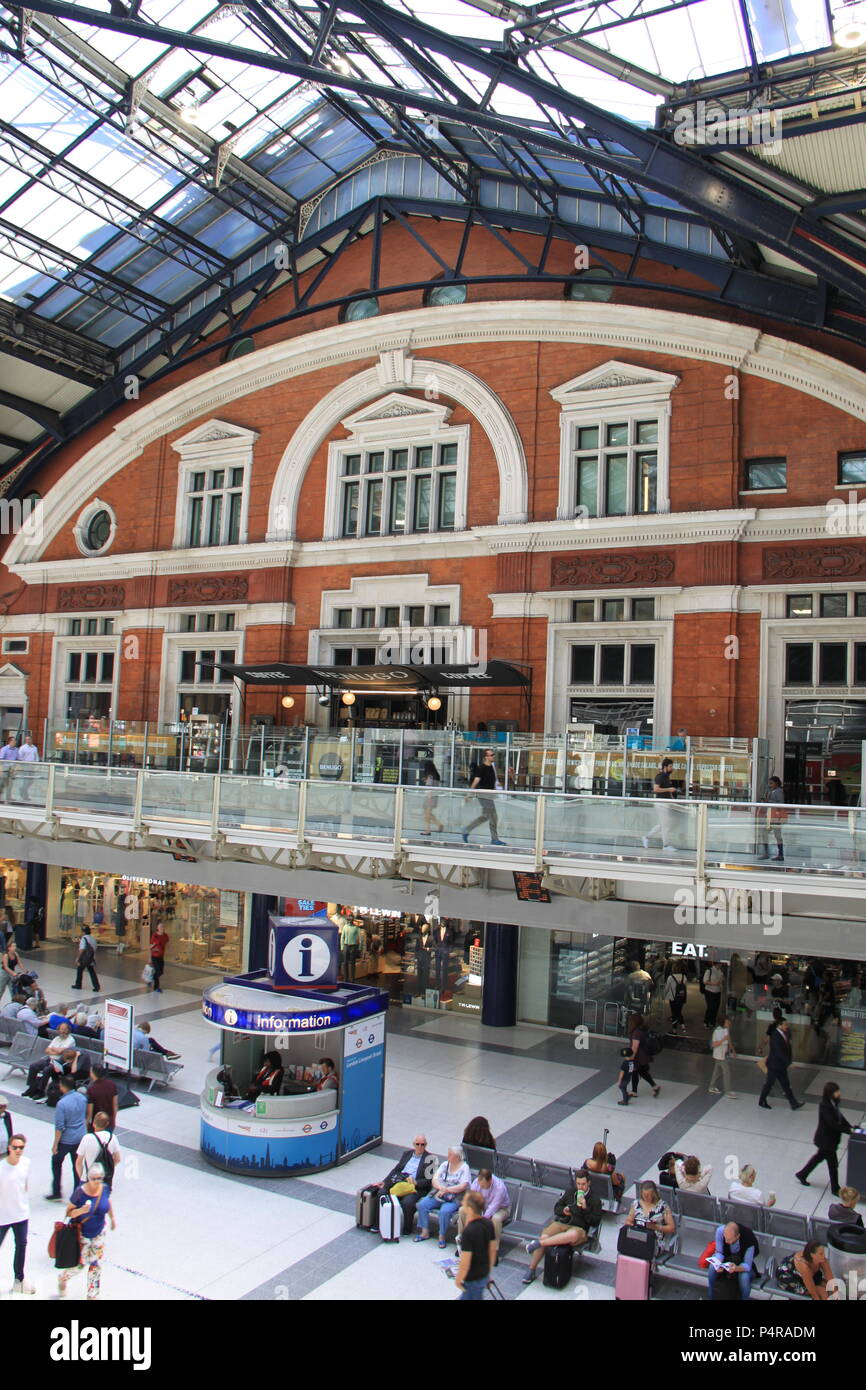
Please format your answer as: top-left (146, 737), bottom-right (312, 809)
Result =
top-left (104, 998), bottom-right (134, 1072)
top-left (339, 1011), bottom-right (386, 1158)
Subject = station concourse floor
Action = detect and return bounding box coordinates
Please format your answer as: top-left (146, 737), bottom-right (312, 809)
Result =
top-left (2, 940), bottom-right (864, 1302)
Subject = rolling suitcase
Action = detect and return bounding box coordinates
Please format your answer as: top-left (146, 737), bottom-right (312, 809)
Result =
top-left (615, 1225), bottom-right (656, 1301)
top-left (379, 1192), bottom-right (403, 1242)
top-left (542, 1243), bottom-right (574, 1289)
top-left (355, 1184), bottom-right (379, 1230)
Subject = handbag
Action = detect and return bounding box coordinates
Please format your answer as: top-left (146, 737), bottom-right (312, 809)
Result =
top-left (698, 1238), bottom-right (717, 1269)
top-left (142, 963), bottom-right (155, 983)
top-left (51, 1221), bottom-right (83, 1269)
top-left (756, 1056), bottom-right (768, 1074)
top-left (389, 1179), bottom-right (416, 1198)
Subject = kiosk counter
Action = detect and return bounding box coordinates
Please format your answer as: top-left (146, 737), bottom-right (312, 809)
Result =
top-left (200, 972), bottom-right (390, 1176)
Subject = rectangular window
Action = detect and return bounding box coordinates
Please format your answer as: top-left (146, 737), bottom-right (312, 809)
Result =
top-left (820, 593), bottom-right (848, 618)
top-left (390, 449), bottom-right (408, 471)
top-left (572, 600), bottom-right (594, 622)
top-left (635, 452), bottom-right (657, 513)
top-left (570, 415), bottom-right (663, 519)
top-left (207, 494), bottom-right (223, 547)
top-left (219, 613), bottom-right (235, 631)
top-left (226, 491), bottom-right (242, 546)
top-left (199, 650), bottom-right (216, 683)
top-left (356, 647), bottom-right (377, 665)
top-left (341, 481), bottom-right (359, 537)
top-left (68, 652), bottom-right (81, 682)
top-left (631, 597), bottom-right (655, 620)
top-left (357, 608), bottom-right (376, 628)
top-left (1, 638), bottom-right (27, 654)
top-left (367, 451), bottom-right (384, 474)
top-left (183, 615), bottom-right (196, 632)
top-left (365, 478), bottom-right (383, 535)
top-left (855, 644), bottom-right (866, 685)
top-left (406, 606), bottom-right (425, 626)
top-left (630, 645), bottom-right (655, 684)
top-left (570, 647), bottom-right (594, 683)
top-left (180, 651), bottom-right (196, 682)
top-left (431, 605), bottom-right (451, 626)
top-left (333, 648), bottom-right (353, 666)
top-left (785, 643), bottom-right (813, 684)
top-left (344, 455), bottom-right (361, 476)
top-left (381, 606), bottom-right (400, 627)
top-left (856, 593), bottom-right (866, 617)
top-left (85, 618), bottom-right (98, 636)
top-left (187, 495), bottom-right (202, 548)
top-left (338, 437), bottom-right (462, 537)
top-left (202, 613), bottom-right (216, 632)
top-left (413, 475), bottom-right (431, 531)
top-left (389, 476), bottom-right (407, 533)
top-left (84, 652), bottom-right (98, 683)
top-left (218, 650), bottom-right (234, 682)
top-left (599, 644), bottom-right (625, 684)
top-left (605, 454), bottom-right (628, 516)
top-left (438, 473), bottom-right (456, 530)
top-left (745, 457), bottom-right (787, 490)
top-left (576, 457), bottom-right (599, 517)
top-left (100, 653), bottom-right (114, 683)
top-left (839, 452), bottom-right (866, 485)
top-left (101, 619), bottom-right (114, 635)
top-left (186, 464), bottom-right (247, 548)
top-left (601, 598), bottom-right (625, 622)
top-left (69, 620), bottom-right (82, 636)
top-left (786, 594), bottom-right (813, 619)
top-left (819, 642), bottom-right (847, 684)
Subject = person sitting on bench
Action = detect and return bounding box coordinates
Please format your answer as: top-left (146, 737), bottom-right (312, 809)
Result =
top-left (522, 1169), bottom-right (602, 1284)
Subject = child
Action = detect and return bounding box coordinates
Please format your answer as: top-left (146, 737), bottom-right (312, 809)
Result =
top-left (617, 1047), bottom-right (636, 1105)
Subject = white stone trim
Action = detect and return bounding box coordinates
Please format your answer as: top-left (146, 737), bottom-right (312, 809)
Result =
top-left (10, 300), bottom-right (866, 569)
top-left (72, 498), bottom-right (117, 559)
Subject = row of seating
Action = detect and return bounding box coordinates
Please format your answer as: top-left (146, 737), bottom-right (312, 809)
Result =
top-left (463, 1145), bottom-right (619, 1213)
top-left (658, 1215), bottom-right (816, 1300)
top-left (651, 1184), bottom-right (828, 1244)
top-left (1, 1029), bottom-right (182, 1091)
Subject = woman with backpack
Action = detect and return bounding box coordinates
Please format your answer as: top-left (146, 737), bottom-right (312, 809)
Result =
top-left (627, 1012), bottom-right (661, 1098)
top-left (664, 967), bottom-right (688, 1031)
top-left (71, 928), bottom-right (100, 994)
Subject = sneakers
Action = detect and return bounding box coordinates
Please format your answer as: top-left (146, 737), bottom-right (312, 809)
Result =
top-left (758, 1101), bottom-right (772, 1109)
top-left (491, 839), bottom-right (505, 846)
top-left (524, 1239), bottom-right (541, 1255)
top-left (708, 1087), bottom-right (721, 1094)
top-left (12, 1280), bottom-right (35, 1295)
top-left (725, 1093), bottom-right (739, 1100)
top-left (663, 845), bottom-right (677, 853)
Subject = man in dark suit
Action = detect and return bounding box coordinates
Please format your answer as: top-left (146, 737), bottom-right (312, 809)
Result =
top-left (380, 1135), bottom-right (438, 1234)
top-left (758, 1018), bottom-right (804, 1110)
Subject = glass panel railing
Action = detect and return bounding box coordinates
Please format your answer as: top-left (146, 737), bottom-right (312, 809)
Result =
top-left (543, 793), bottom-right (698, 860)
top-left (218, 775), bottom-right (300, 832)
top-left (0, 762), bottom-right (50, 809)
top-left (705, 802), bottom-right (865, 875)
top-left (52, 765), bottom-right (138, 817)
top-left (400, 786), bottom-right (537, 853)
top-left (305, 780), bottom-right (397, 840)
top-left (140, 771), bottom-right (213, 825)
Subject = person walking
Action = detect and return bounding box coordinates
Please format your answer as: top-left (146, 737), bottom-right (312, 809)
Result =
top-left (709, 1015), bottom-right (737, 1097)
top-left (642, 757), bottom-right (679, 852)
top-left (702, 960), bottom-right (725, 1028)
top-left (0, 734), bottom-right (18, 801)
top-left (795, 1081), bottom-right (853, 1196)
top-left (664, 965), bottom-right (688, 1031)
top-left (758, 775), bottom-right (787, 862)
top-left (454, 1190), bottom-right (497, 1300)
top-left (71, 927), bottom-right (100, 993)
top-left (628, 1011), bottom-right (661, 1098)
top-left (0, 1097), bottom-right (13, 1157)
top-left (0, 935), bottom-right (21, 1004)
top-left (76, 1112), bottom-right (121, 1189)
top-left (462, 748), bottom-right (505, 846)
top-left (57, 1166), bottom-right (116, 1301)
top-left (420, 759), bottom-right (444, 836)
top-left (758, 1016), bottom-right (804, 1111)
top-left (16, 735), bottom-right (38, 763)
top-left (46, 1076), bottom-right (87, 1201)
top-left (148, 920), bottom-right (170, 993)
top-left (0, 1132), bottom-right (34, 1294)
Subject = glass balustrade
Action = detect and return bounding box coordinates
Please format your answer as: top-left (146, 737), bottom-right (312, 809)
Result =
top-left (52, 765), bottom-right (139, 817)
top-left (305, 780), bottom-right (397, 841)
top-left (140, 771), bottom-right (213, 824)
top-left (0, 762), bottom-right (50, 810)
top-left (218, 775), bottom-right (299, 832)
top-left (705, 801), bottom-right (866, 877)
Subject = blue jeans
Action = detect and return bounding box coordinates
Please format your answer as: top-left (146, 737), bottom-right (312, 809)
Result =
top-left (416, 1194), bottom-right (460, 1240)
top-left (459, 1276), bottom-right (488, 1300)
top-left (707, 1266), bottom-right (752, 1300)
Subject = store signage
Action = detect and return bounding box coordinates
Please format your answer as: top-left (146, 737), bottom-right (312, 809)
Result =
top-left (267, 916), bottom-right (339, 991)
top-left (103, 998), bottom-right (134, 1071)
top-left (671, 941), bottom-right (708, 958)
top-left (317, 756), bottom-right (344, 779)
top-left (201, 990), bottom-right (384, 1033)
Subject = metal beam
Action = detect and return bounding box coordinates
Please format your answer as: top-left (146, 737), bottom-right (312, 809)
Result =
top-left (809, 189), bottom-right (866, 217)
top-left (0, 390), bottom-right (64, 439)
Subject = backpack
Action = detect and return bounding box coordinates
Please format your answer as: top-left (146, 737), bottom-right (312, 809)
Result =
top-left (91, 1131), bottom-right (116, 1189)
top-left (79, 937), bottom-right (95, 967)
top-left (673, 976), bottom-right (687, 1003)
top-left (645, 1030), bottom-right (665, 1057)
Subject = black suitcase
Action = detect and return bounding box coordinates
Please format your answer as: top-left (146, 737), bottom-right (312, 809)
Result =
top-left (355, 1184), bottom-right (380, 1230)
top-left (542, 1243), bottom-right (573, 1289)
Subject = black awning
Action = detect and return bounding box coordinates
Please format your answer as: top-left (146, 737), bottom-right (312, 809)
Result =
top-left (208, 661), bottom-right (529, 690)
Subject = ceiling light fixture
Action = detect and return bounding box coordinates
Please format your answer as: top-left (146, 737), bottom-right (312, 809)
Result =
top-left (834, 1), bottom-right (866, 46)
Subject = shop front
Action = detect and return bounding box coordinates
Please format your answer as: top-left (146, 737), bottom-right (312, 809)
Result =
top-left (285, 899), bottom-right (486, 1015)
top-left (48, 865), bottom-right (248, 973)
top-left (517, 928), bottom-right (866, 1069)
top-left (0, 856), bottom-right (27, 920)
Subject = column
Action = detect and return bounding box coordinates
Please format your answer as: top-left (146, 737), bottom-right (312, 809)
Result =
top-left (481, 922), bottom-right (519, 1028)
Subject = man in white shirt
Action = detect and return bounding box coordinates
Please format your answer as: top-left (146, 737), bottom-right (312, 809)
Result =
top-left (75, 1112), bottom-right (121, 1187)
top-left (0, 1132), bottom-right (34, 1293)
top-left (728, 1164), bottom-right (776, 1209)
top-left (0, 735), bottom-right (17, 803)
top-left (16, 736), bottom-right (38, 763)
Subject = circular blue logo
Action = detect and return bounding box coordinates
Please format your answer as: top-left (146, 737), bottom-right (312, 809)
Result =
top-left (282, 933), bottom-right (331, 983)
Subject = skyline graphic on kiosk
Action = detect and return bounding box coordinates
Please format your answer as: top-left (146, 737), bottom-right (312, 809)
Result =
top-left (267, 915), bottom-right (339, 991)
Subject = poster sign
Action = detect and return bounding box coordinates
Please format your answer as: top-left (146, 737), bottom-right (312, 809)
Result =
top-left (104, 998), bottom-right (134, 1072)
top-left (340, 1012), bottom-right (386, 1158)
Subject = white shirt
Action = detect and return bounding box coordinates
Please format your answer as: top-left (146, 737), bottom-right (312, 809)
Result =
top-left (434, 1160), bottom-right (471, 1191)
top-left (703, 966), bottom-right (723, 993)
top-left (711, 1025), bottom-right (730, 1060)
top-left (16, 1005), bottom-right (39, 1035)
top-left (675, 1160), bottom-right (713, 1193)
top-left (76, 1131), bottom-right (121, 1170)
top-left (728, 1181), bottom-right (767, 1207)
top-left (16, 744), bottom-right (38, 762)
top-left (47, 1034), bottom-right (73, 1056)
top-left (0, 1155), bottom-right (30, 1224)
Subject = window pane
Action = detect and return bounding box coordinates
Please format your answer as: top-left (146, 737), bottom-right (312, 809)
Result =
top-left (200, 650), bottom-right (216, 684)
top-left (207, 495), bottom-right (223, 546)
top-left (606, 422), bottom-right (628, 446)
top-left (605, 454), bottom-right (628, 516)
top-left (820, 593), bottom-right (847, 618)
top-left (218, 650), bottom-right (235, 682)
top-left (70, 619), bottom-right (81, 635)
top-left (210, 470), bottom-right (225, 490)
top-left (366, 452), bottom-right (384, 474)
top-left (83, 652), bottom-right (97, 682)
top-left (856, 593), bottom-right (866, 617)
top-left (333, 648), bottom-right (353, 666)
top-left (343, 455), bottom-right (361, 476)
top-left (230, 467), bottom-right (244, 487)
top-left (819, 643), bottom-right (847, 683)
top-left (432, 605), bottom-right (451, 626)
top-left (414, 475), bottom-right (431, 530)
top-left (785, 644), bottom-right (812, 684)
top-left (635, 451), bottom-right (657, 513)
top-left (839, 452), bottom-right (866, 485)
top-left (191, 472), bottom-right (205, 493)
top-left (101, 619), bottom-right (114, 635)
top-left (390, 449), bottom-right (408, 471)
top-left (439, 442), bottom-right (458, 467)
top-left (576, 457), bottom-right (598, 516)
top-left (415, 446), bottom-right (433, 468)
top-left (602, 598), bottom-right (624, 622)
top-left (183, 615), bottom-right (196, 632)
top-left (342, 481), bottom-right (359, 536)
top-left (407, 606), bottom-right (424, 625)
top-left (336, 609), bottom-right (352, 628)
top-left (570, 646), bottom-right (594, 683)
top-left (599, 645), bottom-right (625, 683)
top-left (636, 420), bottom-right (658, 444)
top-left (356, 647), bottom-right (377, 665)
top-left (187, 496), bottom-right (202, 548)
top-left (68, 653), bottom-right (81, 681)
top-left (227, 491), bottom-right (242, 545)
top-left (180, 651), bottom-right (196, 682)
top-left (572, 600), bottom-right (594, 622)
top-left (365, 479), bottom-right (383, 535)
top-left (855, 644), bottom-right (866, 685)
top-left (381, 607), bottom-right (399, 626)
top-left (389, 476), bottom-right (407, 532)
top-left (630, 644), bottom-right (655, 684)
top-left (438, 473), bottom-right (456, 529)
top-left (85, 618), bottom-right (97, 635)
top-left (746, 457), bottom-right (787, 489)
top-left (632, 598), bottom-right (655, 620)
top-left (100, 653), bottom-right (114, 683)
top-left (358, 608), bottom-right (376, 628)
top-left (577, 426), bottom-right (598, 450)
top-left (203, 613), bottom-right (215, 631)
top-left (786, 594), bottom-right (813, 618)
top-left (219, 613), bottom-right (235, 631)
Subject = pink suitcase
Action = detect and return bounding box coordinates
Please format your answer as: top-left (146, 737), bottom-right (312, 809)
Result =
top-left (614, 1252), bottom-right (651, 1300)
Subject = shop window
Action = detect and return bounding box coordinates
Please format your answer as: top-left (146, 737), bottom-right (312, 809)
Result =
top-left (820, 593), bottom-right (848, 618)
top-left (785, 643), bottom-right (813, 684)
top-left (572, 600), bottom-right (594, 622)
top-left (786, 594), bottom-right (813, 618)
top-left (744, 456), bottom-right (787, 490)
top-left (839, 451), bottom-right (866, 485)
top-left (631, 597), bottom-right (655, 620)
top-left (820, 643), bottom-right (848, 684)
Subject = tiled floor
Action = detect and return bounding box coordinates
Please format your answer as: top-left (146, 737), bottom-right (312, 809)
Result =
top-left (1, 941), bottom-right (863, 1302)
